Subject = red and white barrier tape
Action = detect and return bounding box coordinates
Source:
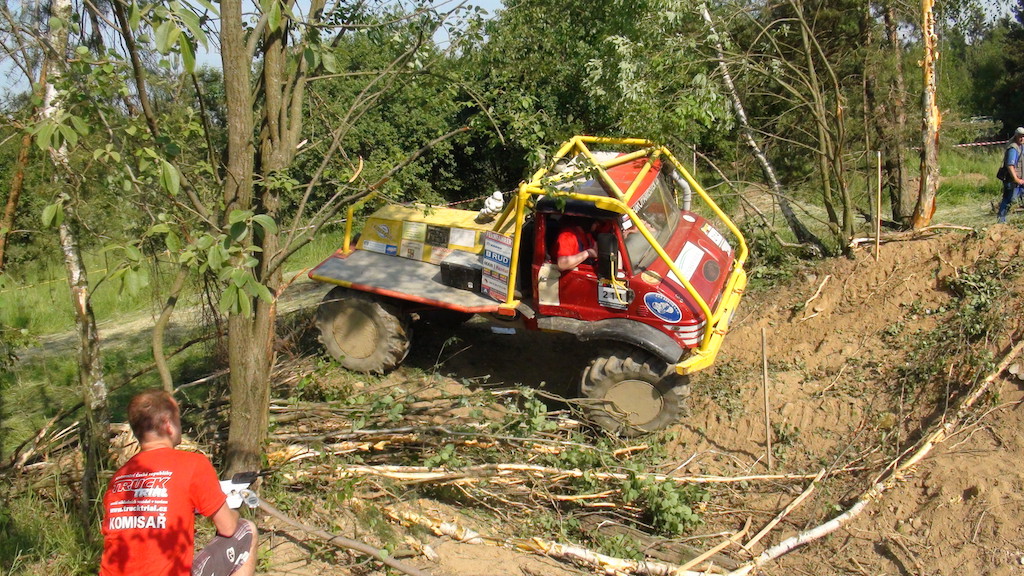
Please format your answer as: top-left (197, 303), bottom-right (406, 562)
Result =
top-left (954, 140), bottom-right (1008, 148)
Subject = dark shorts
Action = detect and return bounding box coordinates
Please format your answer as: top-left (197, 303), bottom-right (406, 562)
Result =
top-left (192, 520), bottom-right (255, 576)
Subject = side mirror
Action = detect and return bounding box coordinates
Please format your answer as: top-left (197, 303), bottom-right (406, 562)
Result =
top-left (596, 233), bottom-right (617, 279)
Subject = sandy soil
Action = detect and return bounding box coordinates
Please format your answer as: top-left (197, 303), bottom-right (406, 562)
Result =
top-left (286, 225), bottom-right (1024, 576)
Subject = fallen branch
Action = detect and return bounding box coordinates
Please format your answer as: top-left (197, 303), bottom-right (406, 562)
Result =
top-left (325, 462), bottom-right (840, 486)
top-left (676, 518), bottom-right (750, 572)
top-left (742, 469), bottom-right (826, 553)
top-left (388, 506), bottom-right (734, 576)
top-left (726, 337), bottom-right (1024, 575)
top-left (258, 499), bottom-right (434, 576)
top-left (849, 224), bottom-right (975, 248)
top-left (801, 275), bottom-right (831, 313)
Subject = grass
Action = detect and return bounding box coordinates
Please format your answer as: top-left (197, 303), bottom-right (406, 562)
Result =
top-left (0, 228), bottom-right (350, 338)
top-left (0, 489), bottom-right (98, 575)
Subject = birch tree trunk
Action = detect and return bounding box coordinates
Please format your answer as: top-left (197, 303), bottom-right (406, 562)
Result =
top-left (42, 0), bottom-right (110, 530)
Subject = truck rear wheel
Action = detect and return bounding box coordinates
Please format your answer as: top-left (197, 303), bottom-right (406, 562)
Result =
top-left (580, 348), bottom-right (688, 436)
top-left (316, 287), bottom-right (412, 373)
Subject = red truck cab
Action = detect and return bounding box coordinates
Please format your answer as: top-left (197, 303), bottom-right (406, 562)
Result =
top-left (502, 141), bottom-right (747, 378)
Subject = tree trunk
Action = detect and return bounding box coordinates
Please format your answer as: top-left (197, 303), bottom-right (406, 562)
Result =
top-left (0, 63), bottom-right (47, 272)
top-left (913, 0), bottom-right (940, 228)
top-left (884, 2), bottom-right (914, 225)
top-left (59, 216), bottom-right (110, 531)
top-left (793, 0), bottom-right (852, 252)
top-left (0, 131), bottom-right (31, 272)
top-left (220, 0), bottom-right (268, 477)
top-left (42, 0), bottom-right (110, 531)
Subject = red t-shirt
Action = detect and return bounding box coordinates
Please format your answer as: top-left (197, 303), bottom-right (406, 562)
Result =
top-left (100, 448), bottom-right (227, 576)
top-left (555, 225), bottom-right (593, 262)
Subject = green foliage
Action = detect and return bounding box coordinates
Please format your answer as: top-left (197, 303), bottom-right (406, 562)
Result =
top-left (892, 254), bottom-right (1022, 396)
top-left (592, 533), bottom-right (644, 561)
top-left (424, 443), bottom-right (464, 469)
top-left (498, 388), bottom-right (558, 435)
top-left (620, 472), bottom-right (707, 535)
top-left (743, 227), bottom-right (801, 290)
top-left (944, 261), bottom-right (1013, 341)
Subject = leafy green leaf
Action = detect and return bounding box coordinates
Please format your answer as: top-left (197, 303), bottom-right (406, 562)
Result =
top-left (228, 209), bottom-right (252, 224)
top-left (69, 115), bottom-right (89, 135)
top-left (321, 52), bottom-right (338, 74)
top-left (228, 221), bottom-right (248, 243)
top-left (252, 214), bottom-right (278, 234)
top-left (41, 203), bottom-right (59, 228)
top-left (219, 284), bottom-right (239, 314)
top-left (35, 123), bottom-right (56, 151)
top-left (58, 124), bottom-right (78, 147)
top-left (251, 280), bottom-right (273, 303)
top-left (207, 243), bottom-right (224, 270)
top-left (128, 2), bottom-right (141, 30)
top-left (165, 229), bottom-right (183, 251)
top-left (267, 0), bottom-right (282, 32)
top-left (160, 160), bottom-right (181, 196)
top-left (155, 20), bottom-right (180, 53)
top-left (180, 37), bottom-right (195, 73)
top-left (239, 288), bottom-right (252, 316)
top-left (125, 245), bottom-right (143, 262)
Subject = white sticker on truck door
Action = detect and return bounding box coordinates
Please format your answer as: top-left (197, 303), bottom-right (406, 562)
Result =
top-left (666, 241), bottom-right (704, 286)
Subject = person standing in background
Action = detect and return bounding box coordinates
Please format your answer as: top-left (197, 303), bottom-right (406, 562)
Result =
top-left (997, 127), bottom-right (1024, 223)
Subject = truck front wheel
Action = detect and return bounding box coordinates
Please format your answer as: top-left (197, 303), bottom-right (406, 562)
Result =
top-left (316, 287), bottom-right (412, 373)
top-left (580, 348), bottom-right (688, 436)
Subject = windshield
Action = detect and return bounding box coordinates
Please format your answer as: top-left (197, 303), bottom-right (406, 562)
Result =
top-left (623, 171), bottom-right (680, 270)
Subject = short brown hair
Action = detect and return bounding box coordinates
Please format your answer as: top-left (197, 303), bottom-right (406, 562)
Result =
top-left (127, 389), bottom-right (179, 440)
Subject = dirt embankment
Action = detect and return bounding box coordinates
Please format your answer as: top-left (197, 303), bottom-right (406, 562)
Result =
top-left (376, 226), bottom-right (1024, 576)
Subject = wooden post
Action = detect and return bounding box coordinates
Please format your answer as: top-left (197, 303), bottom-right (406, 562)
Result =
top-left (762, 327), bottom-right (772, 471)
top-left (875, 151), bottom-right (881, 262)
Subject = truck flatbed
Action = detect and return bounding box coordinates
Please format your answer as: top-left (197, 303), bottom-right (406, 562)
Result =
top-left (309, 249), bottom-right (503, 313)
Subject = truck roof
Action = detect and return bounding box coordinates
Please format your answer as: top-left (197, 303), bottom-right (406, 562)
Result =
top-left (533, 151), bottom-right (664, 217)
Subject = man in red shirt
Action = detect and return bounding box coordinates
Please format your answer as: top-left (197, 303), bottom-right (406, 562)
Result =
top-left (100, 389), bottom-right (258, 576)
top-left (555, 217), bottom-right (605, 271)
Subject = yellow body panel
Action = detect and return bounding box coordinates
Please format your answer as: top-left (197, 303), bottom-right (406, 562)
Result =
top-left (357, 204), bottom-right (493, 264)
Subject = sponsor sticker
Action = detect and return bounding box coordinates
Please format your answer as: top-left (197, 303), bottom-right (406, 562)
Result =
top-left (643, 292), bottom-right (682, 323)
top-left (701, 223), bottom-right (732, 253)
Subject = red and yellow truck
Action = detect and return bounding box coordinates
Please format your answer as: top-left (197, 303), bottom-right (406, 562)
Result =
top-left (310, 136), bottom-right (747, 435)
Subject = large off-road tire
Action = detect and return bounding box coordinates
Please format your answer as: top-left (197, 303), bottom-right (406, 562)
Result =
top-left (316, 287), bottom-right (412, 374)
top-left (580, 348), bottom-right (689, 436)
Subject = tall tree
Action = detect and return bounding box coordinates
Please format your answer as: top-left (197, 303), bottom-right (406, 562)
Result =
top-left (862, 0), bottom-right (914, 227)
top-left (38, 0), bottom-right (110, 528)
top-left (702, 4), bottom-right (826, 255)
top-left (105, 0), bottom-right (470, 475)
